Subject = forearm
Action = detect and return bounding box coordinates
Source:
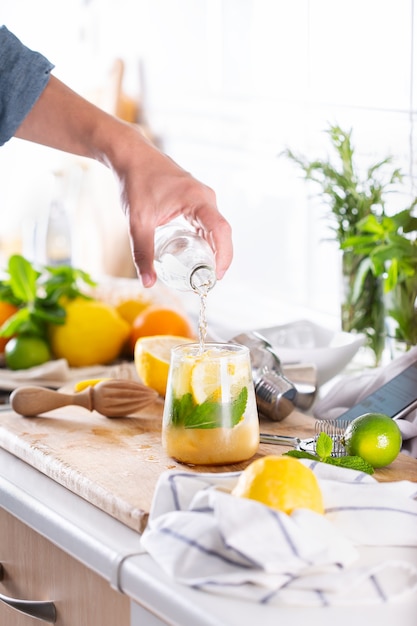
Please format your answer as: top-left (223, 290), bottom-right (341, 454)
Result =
top-left (14, 75), bottom-right (134, 162)
top-left (14, 74), bottom-right (170, 186)
top-left (14, 74), bottom-right (233, 285)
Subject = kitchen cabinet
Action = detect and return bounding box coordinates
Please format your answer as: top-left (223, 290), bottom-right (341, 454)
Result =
top-left (0, 507), bottom-right (130, 625)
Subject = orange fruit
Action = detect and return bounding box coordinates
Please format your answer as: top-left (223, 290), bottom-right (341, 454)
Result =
top-left (129, 306), bottom-right (195, 353)
top-left (232, 455), bottom-right (324, 515)
top-left (0, 301), bottom-right (19, 352)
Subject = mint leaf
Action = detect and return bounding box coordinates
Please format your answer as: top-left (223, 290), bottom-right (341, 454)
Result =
top-left (42, 265), bottom-right (96, 301)
top-left (284, 450), bottom-right (320, 461)
top-left (324, 455), bottom-right (374, 474)
top-left (170, 387), bottom-right (248, 430)
top-left (185, 401), bottom-right (222, 429)
top-left (315, 432), bottom-right (333, 459)
top-left (231, 386), bottom-right (248, 424)
top-left (8, 255), bottom-right (39, 303)
top-left (0, 254), bottom-right (96, 341)
top-left (172, 393), bottom-right (194, 426)
top-left (0, 308), bottom-right (30, 337)
top-left (284, 450), bottom-right (374, 475)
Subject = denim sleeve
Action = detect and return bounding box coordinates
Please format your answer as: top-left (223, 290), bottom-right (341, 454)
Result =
top-left (0, 26), bottom-right (54, 145)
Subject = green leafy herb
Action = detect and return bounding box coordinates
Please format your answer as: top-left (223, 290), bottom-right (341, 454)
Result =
top-left (282, 449), bottom-right (318, 461)
top-left (0, 254), bottom-right (96, 341)
top-left (172, 393), bottom-right (195, 427)
top-left (171, 386), bottom-right (248, 430)
top-left (315, 431), bottom-right (333, 458)
top-left (282, 124), bottom-right (416, 364)
top-left (325, 455), bottom-right (375, 473)
top-left (284, 431), bottom-right (374, 475)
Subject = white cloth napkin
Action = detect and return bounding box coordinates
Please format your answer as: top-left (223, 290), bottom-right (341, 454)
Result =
top-left (140, 462), bottom-right (417, 607)
top-left (0, 358), bottom-right (138, 391)
top-left (314, 346), bottom-right (417, 457)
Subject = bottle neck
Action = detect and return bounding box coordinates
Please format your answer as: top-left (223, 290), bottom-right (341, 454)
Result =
top-left (190, 265), bottom-right (216, 294)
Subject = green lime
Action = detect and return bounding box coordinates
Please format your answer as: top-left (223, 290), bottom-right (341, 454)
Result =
top-left (341, 413), bottom-right (402, 468)
top-left (5, 335), bottom-right (51, 370)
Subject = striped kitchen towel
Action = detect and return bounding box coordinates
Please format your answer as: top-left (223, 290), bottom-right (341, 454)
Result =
top-left (140, 461), bottom-right (417, 606)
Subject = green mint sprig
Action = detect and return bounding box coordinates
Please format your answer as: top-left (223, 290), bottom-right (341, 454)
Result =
top-left (284, 431), bottom-right (374, 475)
top-left (171, 386), bottom-right (248, 429)
top-left (0, 254), bottom-right (96, 340)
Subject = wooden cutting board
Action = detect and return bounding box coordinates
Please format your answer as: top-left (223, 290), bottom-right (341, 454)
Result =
top-left (0, 404), bottom-right (416, 533)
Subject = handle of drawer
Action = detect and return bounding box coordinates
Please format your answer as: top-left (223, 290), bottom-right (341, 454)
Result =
top-left (0, 564), bottom-right (56, 623)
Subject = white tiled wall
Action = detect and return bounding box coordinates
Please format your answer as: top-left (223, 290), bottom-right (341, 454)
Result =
top-left (0, 0), bottom-right (415, 334)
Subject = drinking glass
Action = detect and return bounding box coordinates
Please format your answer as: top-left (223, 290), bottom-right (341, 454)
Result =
top-left (162, 342), bottom-right (259, 465)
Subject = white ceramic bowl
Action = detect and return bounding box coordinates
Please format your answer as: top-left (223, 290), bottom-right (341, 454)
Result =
top-left (256, 320), bottom-right (366, 386)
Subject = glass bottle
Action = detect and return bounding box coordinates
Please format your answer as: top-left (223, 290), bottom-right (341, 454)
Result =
top-left (154, 218), bottom-right (216, 293)
top-left (44, 171), bottom-right (72, 267)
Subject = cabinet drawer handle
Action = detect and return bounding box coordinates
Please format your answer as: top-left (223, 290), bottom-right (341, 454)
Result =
top-left (0, 565), bottom-right (56, 623)
top-left (0, 592), bottom-right (56, 623)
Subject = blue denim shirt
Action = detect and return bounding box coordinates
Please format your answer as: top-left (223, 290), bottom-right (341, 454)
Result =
top-left (0, 26), bottom-right (54, 146)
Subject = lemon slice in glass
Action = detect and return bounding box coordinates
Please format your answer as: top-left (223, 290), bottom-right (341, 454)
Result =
top-left (190, 349), bottom-right (250, 405)
top-left (190, 358), bottom-right (222, 404)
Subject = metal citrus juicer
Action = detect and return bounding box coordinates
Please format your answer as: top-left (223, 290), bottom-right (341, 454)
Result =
top-left (231, 331), bottom-right (335, 454)
top-left (231, 331), bottom-right (317, 419)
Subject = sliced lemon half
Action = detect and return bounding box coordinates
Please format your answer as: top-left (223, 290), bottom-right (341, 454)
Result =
top-left (134, 335), bottom-right (193, 397)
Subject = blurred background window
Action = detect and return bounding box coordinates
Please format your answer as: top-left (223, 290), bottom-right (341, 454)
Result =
top-left (0, 0), bottom-right (415, 335)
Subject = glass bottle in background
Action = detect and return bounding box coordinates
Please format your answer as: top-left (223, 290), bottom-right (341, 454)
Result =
top-left (44, 170), bottom-right (72, 266)
top-left (154, 218), bottom-right (217, 294)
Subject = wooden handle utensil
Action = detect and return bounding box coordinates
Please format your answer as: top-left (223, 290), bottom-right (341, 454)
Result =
top-left (10, 379), bottom-right (159, 418)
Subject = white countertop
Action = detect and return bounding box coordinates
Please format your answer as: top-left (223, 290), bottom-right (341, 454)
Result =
top-left (1, 447), bottom-right (417, 626)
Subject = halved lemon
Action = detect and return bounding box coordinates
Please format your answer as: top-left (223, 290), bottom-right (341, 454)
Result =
top-left (134, 335), bottom-right (193, 397)
top-left (232, 456), bottom-right (324, 515)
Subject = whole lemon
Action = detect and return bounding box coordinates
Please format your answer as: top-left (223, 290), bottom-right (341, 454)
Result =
top-left (49, 298), bottom-right (130, 367)
top-left (341, 413), bottom-right (402, 468)
top-left (232, 455), bottom-right (324, 515)
top-left (115, 297), bottom-right (151, 325)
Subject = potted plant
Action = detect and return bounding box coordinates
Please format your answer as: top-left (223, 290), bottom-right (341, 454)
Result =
top-left (283, 124), bottom-right (416, 364)
top-left (343, 208), bottom-right (417, 352)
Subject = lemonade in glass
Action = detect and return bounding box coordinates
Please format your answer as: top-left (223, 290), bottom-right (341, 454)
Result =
top-left (162, 342), bottom-right (259, 465)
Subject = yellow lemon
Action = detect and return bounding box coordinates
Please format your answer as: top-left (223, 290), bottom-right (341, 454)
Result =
top-left (134, 335), bottom-right (193, 397)
top-left (115, 297), bottom-right (151, 325)
top-left (232, 455), bottom-right (324, 515)
top-left (49, 298), bottom-right (130, 367)
top-left (73, 378), bottom-right (111, 392)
